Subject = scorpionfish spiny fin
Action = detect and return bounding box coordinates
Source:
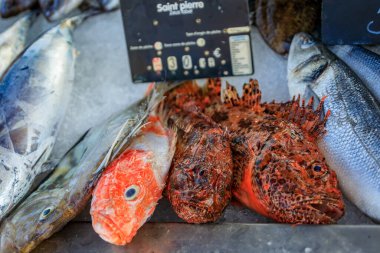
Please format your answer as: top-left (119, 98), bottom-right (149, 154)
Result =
top-left (220, 80), bottom-right (330, 139)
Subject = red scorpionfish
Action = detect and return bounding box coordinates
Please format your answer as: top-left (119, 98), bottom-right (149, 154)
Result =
top-left (163, 81), bottom-right (234, 224)
top-left (203, 78), bottom-right (345, 224)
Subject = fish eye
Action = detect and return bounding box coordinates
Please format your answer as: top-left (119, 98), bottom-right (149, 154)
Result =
top-left (125, 185), bottom-right (140, 201)
top-left (39, 206), bottom-right (55, 221)
top-left (313, 165), bottom-right (322, 172)
top-left (301, 38), bottom-right (315, 49)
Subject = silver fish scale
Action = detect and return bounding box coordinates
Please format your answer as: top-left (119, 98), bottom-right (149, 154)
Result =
top-left (0, 13), bottom-right (35, 79)
top-left (331, 46), bottom-right (380, 104)
top-left (0, 94), bottom-right (157, 253)
top-left (0, 21), bottom-right (75, 222)
top-left (288, 33), bottom-right (380, 222)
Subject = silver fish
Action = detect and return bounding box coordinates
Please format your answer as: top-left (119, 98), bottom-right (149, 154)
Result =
top-left (39, 0), bottom-right (84, 22)
top-left (0, 88), bottom-right (163, 253)
top-left (0, 12), bottom-right (36, 79)
top-left (330, 45), bottom-right (380, 103)
top-left (288, 33), bottom-right (380, 222)
top-left (97, 0), bottom-right (119, 11)
top-left (0, 0), bottom-right (37, 18)
top-left (0, 16), bottom-right (79, 222)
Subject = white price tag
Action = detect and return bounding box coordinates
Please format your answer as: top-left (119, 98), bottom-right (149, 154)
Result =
top-left (229, 35), bottom-right (253, 75)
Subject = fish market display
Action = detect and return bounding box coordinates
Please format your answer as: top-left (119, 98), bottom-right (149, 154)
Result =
top-left (97, 0), bottom-right (119, 11)
top-left (165, 82), bottom-right (234, 224)
top-left (331, 45), bottom-right (380, 103)
top-left (0, 12), bottom-right (36, 79)
top-left (0, 15), bottom-right (80, 222)
top-left (203, 78), bottom-right (344, 224)
top-left (255, 0), bottom-right (320, 55)
top-left (0, 0), bottom-right (37, 18)
top-left (91, 115), bottom-right (176, 245)
top-left (39, 0), bottom-right (84, 21)
top-left (0, 88), bottom-right (162, 253)
top-left (288, 33), bottom-right (380, 222)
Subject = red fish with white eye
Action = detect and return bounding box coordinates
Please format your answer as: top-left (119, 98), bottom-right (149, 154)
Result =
top-left (90, 116), bottom-right (176, 245)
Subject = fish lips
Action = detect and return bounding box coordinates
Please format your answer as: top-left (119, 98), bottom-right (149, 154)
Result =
top-left (293, 198), bottom-right (344, 223)
top-left (92, 212), bottom-right (131, 245)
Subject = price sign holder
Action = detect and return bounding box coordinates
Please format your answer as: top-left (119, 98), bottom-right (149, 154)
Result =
top-left (120, 0), bottom-right (254, 83)
top-left (322, 0), bottom-right (380, 45)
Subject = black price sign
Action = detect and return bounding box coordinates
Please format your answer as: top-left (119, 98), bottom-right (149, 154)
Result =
top-left (322, 0), bottom-right (380, 45)
top-left (120, 0), bottom-right (254, 83)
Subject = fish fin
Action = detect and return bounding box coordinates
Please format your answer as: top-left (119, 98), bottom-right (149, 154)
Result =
top-left (39, 160), bottom-right (59, 174)
top-left (154, 80), bottom-right (192, 98)
top-left (222, 79), bottom-right (263, 112)
top-left (278, 96), bottom-right (330, 139)
top-left (206, 78), bottom-right (222, 98)
top-left (223, 81), bottom-right (241, 107)
top-left (165, 80), bottom-right (202, 109)
top-left (25, 10), bottom-right (40, 25)
top-left (166, 126), bottom-right (178, 166)
top-left (145, 83), bottom-right (155, 97)
top-left (241, 79), bottom-right (262, 112)
top-left (100, 85), bottom-right (165, 169)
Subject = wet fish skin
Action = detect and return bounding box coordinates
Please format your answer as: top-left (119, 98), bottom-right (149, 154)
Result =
top-left (255, 0), bottom-right (320, 55)
top-left (164, 82), bottom-right (234, 224)
top-left (288, 33), bottom-right (380, 222)
top-left (330, 45), bottom-right (380, 103)
top-left (0, 0), bottom-right (37, 18)
top-left (97, 0), bottom-right (119, 11)
top-left (0, 16), bottom-right (78, 222)
top-left (91, 115), bottom-right (176, 245)
top-left (0, 89), bottom-right (162, 253)
top-left (39, 0), bottom-right (84, 22)
top-left (0, 12), bottom-right (36, 79)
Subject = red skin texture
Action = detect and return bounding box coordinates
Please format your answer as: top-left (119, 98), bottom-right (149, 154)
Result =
top-left (91, 116), bottom-right (170, 244)
top-left (164, 81), bottom-right (234, 223)
top-left (91, 150), bottom-right (160, 245)
top-left (203, 79), bottom-right (345, 224)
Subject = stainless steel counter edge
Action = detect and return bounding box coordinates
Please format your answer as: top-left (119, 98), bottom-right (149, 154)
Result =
top-left (33, 222), bottom-right (380, 253)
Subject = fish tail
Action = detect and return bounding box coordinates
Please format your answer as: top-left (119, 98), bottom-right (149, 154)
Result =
top-left (24, 10), bottom-right (40, 26)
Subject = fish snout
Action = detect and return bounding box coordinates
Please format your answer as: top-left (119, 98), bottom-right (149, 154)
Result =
top-left (92, 212), bottom-right (130, 245)
top-left (0, 222), bottom-right (19, 253)
top-left (294, 33), bottom-right (316, 49)
top-left (295, 198), bottom-right (345, 223)
top-left (308, 201), bottom-right (344, 221)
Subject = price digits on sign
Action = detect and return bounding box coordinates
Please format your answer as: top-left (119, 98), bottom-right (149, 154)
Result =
top-left (367, 8), bottom-right (380, 35)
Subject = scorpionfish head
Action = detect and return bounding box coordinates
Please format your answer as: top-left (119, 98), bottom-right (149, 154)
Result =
top-left (91, 150), bottom-right (162, 245)
top-left (253, 121), bottom-right (344, 224)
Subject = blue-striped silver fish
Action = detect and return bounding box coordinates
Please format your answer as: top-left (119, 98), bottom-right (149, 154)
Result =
top-left (288, 33), bottom-right (380, 222)
top-left (331, 45), bottom-right (380, 103)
